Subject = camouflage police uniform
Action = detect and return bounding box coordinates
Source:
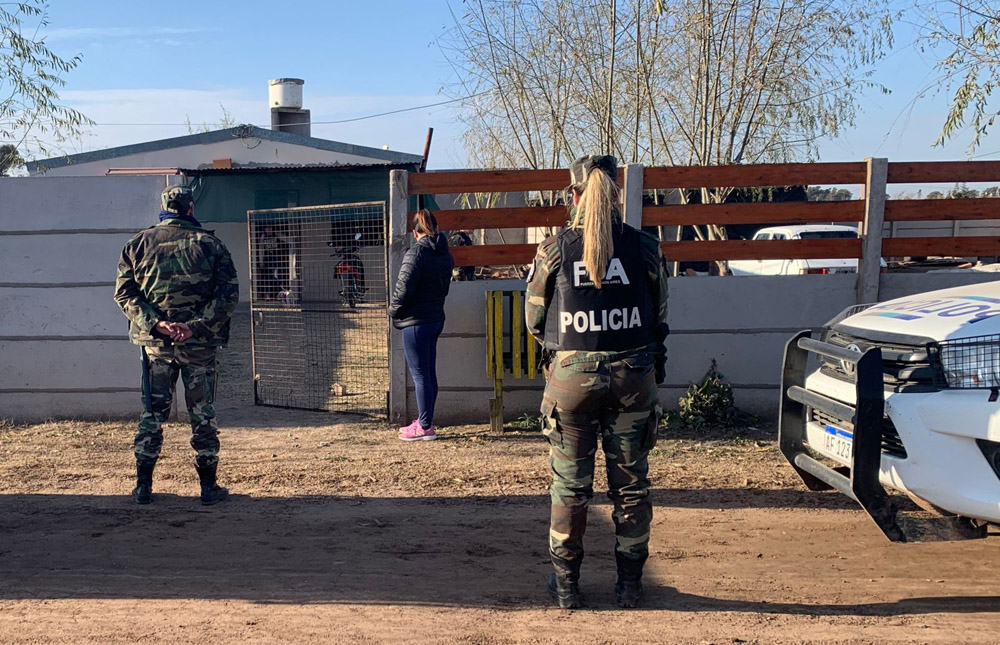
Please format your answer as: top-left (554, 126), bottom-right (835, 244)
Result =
top-left (525, 161), bottom-right (669, 608)
top-left (114, 186), bottom-right (239, 505)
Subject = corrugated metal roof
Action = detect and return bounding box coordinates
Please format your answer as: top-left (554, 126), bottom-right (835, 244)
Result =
top-left (176, 161), bottom-right (417, 175)
top-left (27, 125), bottom-right (423, 173)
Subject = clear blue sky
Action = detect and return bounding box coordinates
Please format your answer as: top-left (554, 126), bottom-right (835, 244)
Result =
top-left (37, 0), bottom-right (1000, 190)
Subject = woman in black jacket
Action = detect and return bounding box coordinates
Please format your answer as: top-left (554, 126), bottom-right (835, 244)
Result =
top-left (388, 209), bottom-right (454, 440)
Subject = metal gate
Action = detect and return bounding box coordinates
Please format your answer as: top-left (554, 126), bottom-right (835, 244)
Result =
top-left (247, 201), bottom-right (388, 416)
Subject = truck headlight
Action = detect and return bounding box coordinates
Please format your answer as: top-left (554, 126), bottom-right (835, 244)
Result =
top-left (940, 337), bottom-right (1000, 388)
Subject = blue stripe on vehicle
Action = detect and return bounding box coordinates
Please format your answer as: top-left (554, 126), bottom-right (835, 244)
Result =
top-left (871, 312), bottom-right (922, 320)
top-left (960, 295), bottom-right (1000, 304)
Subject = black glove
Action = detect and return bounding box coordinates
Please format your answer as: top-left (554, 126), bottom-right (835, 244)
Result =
top-left (540, 348), bottom-right (554, 371)
top-left (654, 323), bottom-right (669, 385)
top-left (654, 349), bottom-right (667, 385)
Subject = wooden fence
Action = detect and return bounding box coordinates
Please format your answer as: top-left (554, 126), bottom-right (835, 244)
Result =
top-left (391, 159), bottom-right (1000, 302)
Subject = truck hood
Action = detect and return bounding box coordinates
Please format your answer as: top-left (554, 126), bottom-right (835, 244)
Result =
top-left (836, 280), bottom-right (1000, 342)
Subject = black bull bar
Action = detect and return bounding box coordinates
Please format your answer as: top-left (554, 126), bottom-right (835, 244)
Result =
top-left (779, 331), bottom-right (908, 542)
top-left (779, 331), bottom-right (989, 542)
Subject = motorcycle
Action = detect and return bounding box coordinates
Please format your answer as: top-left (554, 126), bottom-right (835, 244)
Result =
top-left (329, 233), bottom-right (367, 308)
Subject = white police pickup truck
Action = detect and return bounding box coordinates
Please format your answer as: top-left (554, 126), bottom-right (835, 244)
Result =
top-left (779, 280), bottom-right (1000, 541)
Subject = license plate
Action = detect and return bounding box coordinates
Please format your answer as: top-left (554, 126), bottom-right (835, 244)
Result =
top-left (823, 424), bottom-right (854, 463)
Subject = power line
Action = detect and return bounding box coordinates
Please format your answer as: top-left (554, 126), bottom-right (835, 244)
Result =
top-left (81, 91), bottom-right (492, 128)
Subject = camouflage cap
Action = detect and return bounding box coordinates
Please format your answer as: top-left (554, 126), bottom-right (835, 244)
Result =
top-left (161, 185), bottom-right (194, 214)
top-left (569, 155), bottom-right (618, 188)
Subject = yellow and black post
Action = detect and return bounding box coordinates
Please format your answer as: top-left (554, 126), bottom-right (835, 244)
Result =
top-left (486, 290), bottom-right (541, 431)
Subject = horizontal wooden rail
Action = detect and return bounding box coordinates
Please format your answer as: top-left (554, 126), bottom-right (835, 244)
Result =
top-left (642, 200), bottom-right (863, 227)
top-left (644, 162), bottom-right (866, 189)
top-left (409, 206), bottom-right (569, 230)
top-left (661, 238), bottom-right (861, 262)
top-left (411, 160), bottom-right (1000, 196)
top-left (887, 161), bottom-right (1000, 184)
top-left (452, 244), bottom-right (536, 267)
top-left (884, 198), bottom-right (1000, 222)
top-left (883, 236), bottom-right (1000, 258)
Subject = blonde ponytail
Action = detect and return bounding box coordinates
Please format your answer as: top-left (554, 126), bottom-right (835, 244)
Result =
top-left (571, 169), bottom-right (619, 288)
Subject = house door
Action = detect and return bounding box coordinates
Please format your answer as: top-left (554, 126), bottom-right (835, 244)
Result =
top-left (247, 201), bottom-right (389, 417)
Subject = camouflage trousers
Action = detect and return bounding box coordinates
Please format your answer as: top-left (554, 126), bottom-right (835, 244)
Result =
top-left (135, 345), bottom-right (220, 468)
top-left (540, 351), bottom-right (661, 579)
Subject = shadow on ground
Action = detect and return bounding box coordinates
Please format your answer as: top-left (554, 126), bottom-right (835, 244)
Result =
top-left (1, 492), bottom-right (995, 616)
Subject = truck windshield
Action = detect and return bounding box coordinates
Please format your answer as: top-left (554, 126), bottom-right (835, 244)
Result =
top-left (798, 231), bottom-right (857, 239)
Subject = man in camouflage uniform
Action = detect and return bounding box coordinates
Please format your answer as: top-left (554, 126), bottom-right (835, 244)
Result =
top-left (525, 155), bottom-right (669, 609)
top-left (114, 185), bottom-right (239, 506)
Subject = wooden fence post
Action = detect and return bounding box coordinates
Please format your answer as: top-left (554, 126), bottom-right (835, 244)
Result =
top-left (623, 163), bottom-right (645, 229)
top-left (857, 157), bottom-right (887, 304)
top-left (388, 170), bottom-right (409, 424)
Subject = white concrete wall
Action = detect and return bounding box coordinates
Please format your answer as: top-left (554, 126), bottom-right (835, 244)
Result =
top-left (0, 175), bottom-right (163, 421)
top-left (32, 139), bottom-right (397, 177)
top-left (886, 219), bottom-right (1000, 242)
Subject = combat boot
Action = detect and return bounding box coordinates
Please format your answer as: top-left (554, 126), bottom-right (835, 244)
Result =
top-left (547, 554), bottom-right (584, 609)
top-left (546, 573), bottom-right (584, 609)
top-left (132, 461), bottom-right (155, 505)
top-left (195, 464), bottom-right (228, 506)
top-left (613, 552), bottom-right (646, 608)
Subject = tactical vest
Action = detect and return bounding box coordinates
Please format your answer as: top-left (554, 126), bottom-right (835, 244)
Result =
top-left (543, 224), bottom-right (655, 351)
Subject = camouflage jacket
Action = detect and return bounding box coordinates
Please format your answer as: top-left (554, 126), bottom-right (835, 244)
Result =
top-left (525, 208), bottom-right (669, 365)
top-left (114, 218), bottom-right (239, 347)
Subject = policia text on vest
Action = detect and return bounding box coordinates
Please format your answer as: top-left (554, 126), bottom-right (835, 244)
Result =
top-left (559, 307), bottom-right (643, 334)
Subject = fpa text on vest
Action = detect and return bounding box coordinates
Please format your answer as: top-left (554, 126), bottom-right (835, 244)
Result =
top-left (572, 258), bottom-right (630, 288)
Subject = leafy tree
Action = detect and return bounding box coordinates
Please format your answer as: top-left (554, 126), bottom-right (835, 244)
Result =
top-left (0, 1), bottom-right (91, 168)
top-left (918, 1), bottom-right (1000, 153)
top-left (926, 190), bottom-right (946, 199)
top-left (947, 182), bottom-right (980, 198)
top-left (0, 143), bottom-right (20, 175)
top-left (806, 186), bottom-right (854, 201)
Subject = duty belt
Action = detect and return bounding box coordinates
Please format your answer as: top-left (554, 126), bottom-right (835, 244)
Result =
top-left (558, 346), bottom-right (648, 367)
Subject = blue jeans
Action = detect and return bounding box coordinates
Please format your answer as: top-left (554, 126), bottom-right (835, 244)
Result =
top-left (402, 321), bottom-right (444, 429)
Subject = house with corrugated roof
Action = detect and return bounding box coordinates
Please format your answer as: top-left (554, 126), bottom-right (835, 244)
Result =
top-left (26, 124), bottom-right (425, 304)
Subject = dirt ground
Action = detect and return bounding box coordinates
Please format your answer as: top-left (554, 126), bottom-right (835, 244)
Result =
top-left (2, 403), bottom-right (999, 645)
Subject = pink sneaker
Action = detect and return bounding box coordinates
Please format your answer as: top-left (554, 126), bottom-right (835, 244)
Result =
top-left (398, 420), bottom-right (438, 441)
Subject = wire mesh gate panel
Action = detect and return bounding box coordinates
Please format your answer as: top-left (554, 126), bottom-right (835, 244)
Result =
top-left (248, 201), bottom-right (388, 416)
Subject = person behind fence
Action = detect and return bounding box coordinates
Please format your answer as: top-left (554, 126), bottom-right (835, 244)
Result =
top-left (114, 185), bottom-right (239, 506)
top-left (388, 209), bottom-right (454, 441)
top-left (525, 155), bottom-right (669, 609)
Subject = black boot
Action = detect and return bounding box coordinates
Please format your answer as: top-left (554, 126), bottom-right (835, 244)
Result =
top-left (196, 464), bottom-right (228, 506)
top-left (132, 461), bottom-right (155, 505)
top-left (614, 552), bottom-right (646, 608)
top-left (547, 555), bottom-right (584, 609)
top-left (547, 573), bottom-right (584, 609)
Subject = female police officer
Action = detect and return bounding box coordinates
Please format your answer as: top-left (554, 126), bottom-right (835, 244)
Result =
top-left (525, 155), bottom-right (668, 609)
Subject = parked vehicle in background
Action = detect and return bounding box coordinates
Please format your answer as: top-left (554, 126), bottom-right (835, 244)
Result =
top-left (729, 225), bottom-right (865, 276)
top-left (779, 280), bottom-right (1000, 542)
